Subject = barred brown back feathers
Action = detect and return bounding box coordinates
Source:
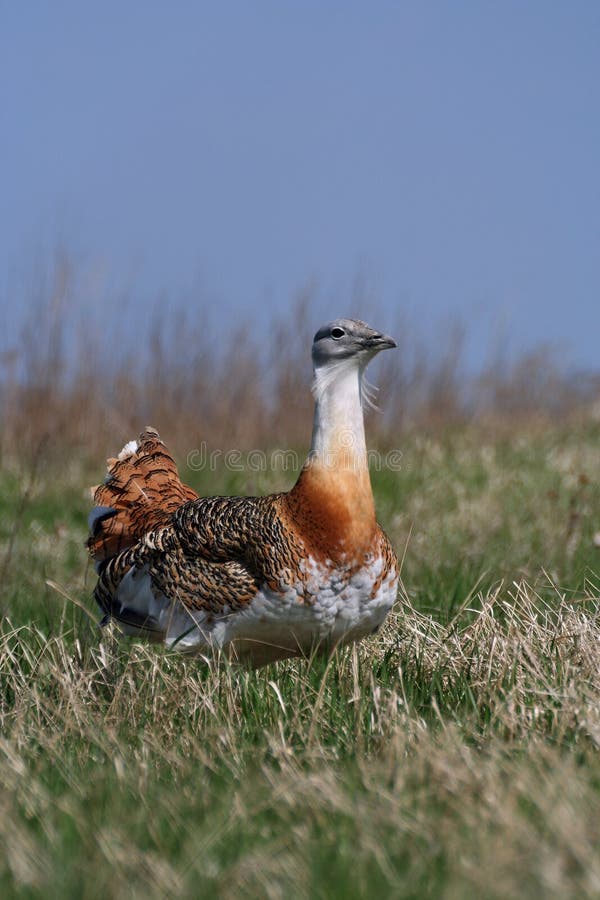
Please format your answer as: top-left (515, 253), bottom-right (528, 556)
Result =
top-left (87, 427), bottom-right (198, 562)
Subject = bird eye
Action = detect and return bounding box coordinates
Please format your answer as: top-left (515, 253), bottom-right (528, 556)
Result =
top-left (331, 327), bottom-right (345, 340)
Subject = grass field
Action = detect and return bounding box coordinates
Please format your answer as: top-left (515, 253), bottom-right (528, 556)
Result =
top-left (2, 422), bottom-right (600, 898)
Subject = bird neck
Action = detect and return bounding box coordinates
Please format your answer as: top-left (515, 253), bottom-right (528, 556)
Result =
top-left (286, 360), bottom-right (376, 558)
top-left (308, 360), bottom-right (369, 470)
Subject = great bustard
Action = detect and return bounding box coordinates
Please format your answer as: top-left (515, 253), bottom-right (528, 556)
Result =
top-left (88, 318), bottom-right (399, 666)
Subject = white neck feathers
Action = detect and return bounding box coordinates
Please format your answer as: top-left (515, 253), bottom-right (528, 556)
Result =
top-left (308, 359), bottom-right (368, 470)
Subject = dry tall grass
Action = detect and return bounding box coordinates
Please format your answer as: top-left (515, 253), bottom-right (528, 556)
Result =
top-left (1, 582), bottom-right (600, 897)
top-left (2, 252), bottom-right (599, 467)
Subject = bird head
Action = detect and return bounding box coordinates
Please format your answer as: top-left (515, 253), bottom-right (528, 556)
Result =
top-left (312, 318), bottom-right (397, 371)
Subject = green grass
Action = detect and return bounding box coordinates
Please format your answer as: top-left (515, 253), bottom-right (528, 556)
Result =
top-left (1, 423), bottom-right (600, 897)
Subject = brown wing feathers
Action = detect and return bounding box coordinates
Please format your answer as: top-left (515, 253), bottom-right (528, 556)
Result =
top-left (87, 426), bottom-right (198, 562)
top-left (87, 428), bottom-right (302, 621)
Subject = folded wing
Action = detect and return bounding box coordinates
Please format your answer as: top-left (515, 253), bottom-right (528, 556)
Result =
top-left (87, 428), bottom-right (301, 645)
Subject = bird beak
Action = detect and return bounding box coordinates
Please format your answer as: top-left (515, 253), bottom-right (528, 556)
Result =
top-left (364, 332), bottom-right (397, 351)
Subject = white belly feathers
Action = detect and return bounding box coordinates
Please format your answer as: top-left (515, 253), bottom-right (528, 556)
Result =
top-left (116, 553), bottom-right (398, 665)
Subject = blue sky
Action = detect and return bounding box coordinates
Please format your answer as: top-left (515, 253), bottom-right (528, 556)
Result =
top-left (1, 2), bottom-right (599, 369)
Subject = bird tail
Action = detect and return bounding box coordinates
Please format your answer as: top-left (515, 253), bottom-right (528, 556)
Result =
top-left (87, 426), bottom-right (198, 564)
